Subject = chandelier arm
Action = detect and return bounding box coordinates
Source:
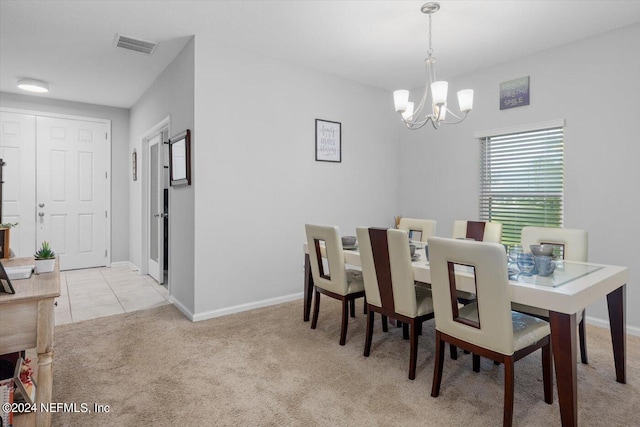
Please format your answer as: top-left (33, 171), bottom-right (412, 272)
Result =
top-left (401, 114), bottom-right (431, 128)
top-left (440, 110), bottom-right (470, 125)
top-left (400, 113), bottom-right (436, 129)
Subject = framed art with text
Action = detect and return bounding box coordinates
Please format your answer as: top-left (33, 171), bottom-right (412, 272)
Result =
top-left (315, 119), bottom-right (341, 162)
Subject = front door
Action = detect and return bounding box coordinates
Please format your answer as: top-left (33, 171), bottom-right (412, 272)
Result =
top-left (0, 111), bottom-right (36, 257)
top-left (36, 116), bottom-right (108, 270)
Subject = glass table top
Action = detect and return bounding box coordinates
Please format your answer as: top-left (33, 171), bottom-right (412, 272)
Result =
top-left (509, 261), bottom-right (603, 287)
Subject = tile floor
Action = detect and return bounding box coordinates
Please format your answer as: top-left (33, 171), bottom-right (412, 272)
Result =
top-left (55, 265), bottom-right (171, 325)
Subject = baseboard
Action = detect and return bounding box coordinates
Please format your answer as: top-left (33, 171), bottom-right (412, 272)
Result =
top-left (169, 296), bottom-right (195, 321)
top-left (109, 261), bottom-right (139, 270)
top-left (586, 315), bottom-right (640, 337)
top-left (192, 292), bottom-right (304, 322)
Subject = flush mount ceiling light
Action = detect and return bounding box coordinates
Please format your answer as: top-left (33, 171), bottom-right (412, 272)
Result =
top-left (393, 2), bottom-right (474, 130)
top-left (17, 78), bottom-right (49, 93)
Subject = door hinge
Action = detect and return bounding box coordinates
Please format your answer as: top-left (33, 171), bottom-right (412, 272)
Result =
top-left (105, 210), bottom-right (108, 218)
top-left (105, 249), bottom-right (107, 257)
top-left (105, 132), bottom-right (108, 140)
top-left (105, 171), bottom-right (108, 179)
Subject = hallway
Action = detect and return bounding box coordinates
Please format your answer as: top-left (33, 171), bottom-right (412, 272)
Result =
top-left (54, 265), bottom-right (170, 325)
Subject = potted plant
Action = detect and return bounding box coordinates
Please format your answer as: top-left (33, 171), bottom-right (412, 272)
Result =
top-left (0, 222), bottom-right (18, 259)
top-left (34, 241), bottom-right (56, 274)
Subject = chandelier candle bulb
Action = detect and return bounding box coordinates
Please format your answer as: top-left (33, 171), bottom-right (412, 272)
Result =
top-left (431, 81), bottom-right (448, 105)
top-left (393, 90), bottom-right (410, 112)
top-left (457, 89), bottom-right (474, 113)
top-left (402, 102), bottom-right (415, 120)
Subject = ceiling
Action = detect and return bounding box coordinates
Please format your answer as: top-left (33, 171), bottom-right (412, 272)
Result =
top-left (2, 1), bottom-right (640, 109)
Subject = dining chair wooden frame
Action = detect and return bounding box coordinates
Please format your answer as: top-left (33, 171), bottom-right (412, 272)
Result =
top-left (516, 226), bottom-right (589, 364)
top-left (357, 227), bottom-right (434, 380)
top-left (428, 237), bottom-right (553, 427)
top-left (305, 224), bottom-right (366, 346)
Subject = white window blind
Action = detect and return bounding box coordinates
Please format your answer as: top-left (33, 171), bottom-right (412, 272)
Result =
top-left (480, 126), bottom-right (564, 245)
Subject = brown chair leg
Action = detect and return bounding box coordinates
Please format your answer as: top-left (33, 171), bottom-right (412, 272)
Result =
top-left (542, 340), bottom-right (553, 404)
top-left (417, 321), bottom-right (423, 336)
top-left (409, 320), bottom-right (419, 380)
top-left (364, 308), bottom-right (374, 357)
top-left (363, 297), bottom-right (367, 314)
top-left (340, 299), bottom-right (349, 345)
top-left (431, 331), bottom-right (445, 397)
top-left (450, 344), bottom-right (458, 360)
top-left (349, 299), bottom-right (356, 318)
top-left (381, 315), bottom-right (389, 332)
top-left (402, 322), bottom-right (409, 340)
top-left (311, 289), bottom-right (320, 329)
top-left (473, 354), bottom-right (480, 372)
top-left (579, 309), bottom-right (588, 364)
top-left (503, 357), bottom-right (515, 427)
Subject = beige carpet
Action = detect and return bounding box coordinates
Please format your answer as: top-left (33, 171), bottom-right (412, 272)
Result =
top-left (51, 299), bottom-right (639, 426)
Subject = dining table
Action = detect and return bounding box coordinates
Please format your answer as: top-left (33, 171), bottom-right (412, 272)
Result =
top-left (302, 242), bottom-right (628, 427)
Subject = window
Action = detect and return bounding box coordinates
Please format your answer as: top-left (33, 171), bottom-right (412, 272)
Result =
top-left (478, 122), bottom-right (564, 245)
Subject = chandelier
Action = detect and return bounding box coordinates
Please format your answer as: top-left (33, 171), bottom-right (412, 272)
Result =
top-left (393, 3), bottom-right (474, 130)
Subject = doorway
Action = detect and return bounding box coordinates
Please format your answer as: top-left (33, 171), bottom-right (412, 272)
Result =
top-left (0, 109), bottom-right (111, 269)
top-left (143, 119), bottom-right (170, 287)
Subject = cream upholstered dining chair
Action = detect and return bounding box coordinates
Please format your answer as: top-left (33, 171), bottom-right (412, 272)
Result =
top-left (513, 226), bottom-right (589, 364)
top-left (305, 224), bottom-right (365, 346)
top-left (452, 220), bottom-right (503, 243)
top-left (428, 237), bottom-right (553, 427)
top-left (357, 227), bottom-right (434, 380)
top-left (397, 217), bottom-right (437, 243)
top-left (449, 220), bottom-right (503, 356)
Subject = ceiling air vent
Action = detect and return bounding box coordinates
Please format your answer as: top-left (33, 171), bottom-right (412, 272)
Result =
top-left (114, 34), bottom-right (157, 55)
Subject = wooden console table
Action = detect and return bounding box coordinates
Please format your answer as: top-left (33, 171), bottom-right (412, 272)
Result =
top-left (0, 257), bottom-right (60, 427)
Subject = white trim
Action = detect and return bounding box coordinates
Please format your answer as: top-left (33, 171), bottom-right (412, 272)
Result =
top-left (169, 295), bottom-right (195, 321)
top-left (0, 107), bottom-right (110, 124)
top-left (0, 107), bottom-right (112, 268)
top-left (192, 293), bottom-right (304, 322)
top-left (586, 314), bottom-right (640, 337)
top-left (110, 261), bottom-right (138, 270)
top-left (475, 119), bottom-right (566, 139)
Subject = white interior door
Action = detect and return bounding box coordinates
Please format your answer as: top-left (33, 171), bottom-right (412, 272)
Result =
top-left (147, 133), bottom-right (164, 283)
top-left (36, 116), bottom-right (108, 270)
top-left (0, 111), bottom-right (37, 257)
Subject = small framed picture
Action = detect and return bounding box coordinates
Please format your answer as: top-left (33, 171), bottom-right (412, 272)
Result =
top-left (132, 149), bottom-right (137, 181)
top-left (315, 119), bottom-right (341, 162)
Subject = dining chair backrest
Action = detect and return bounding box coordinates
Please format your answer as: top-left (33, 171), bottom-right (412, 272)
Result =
top-left (356, 227), bottom-right (420, 318)
top-left (520, 227), bottom-right (588, 262)
top-left (356, 227), bottom-right (383, 308)
top-left (452, 220), bottom-right (503, 243)
top-left (428, 236), bottom-right (515, 355)
top-left (388, 228), bottom-right (421, 318)
top-left (397, 218), bottom-right (437, 243)
top-left (305, 224), bottom-right (349, 296)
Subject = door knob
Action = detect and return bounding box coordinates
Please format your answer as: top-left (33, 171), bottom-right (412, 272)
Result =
top-left (39, 203), bottom-right (45, 208)
top-left (38, 212), bottom-right (45, 217)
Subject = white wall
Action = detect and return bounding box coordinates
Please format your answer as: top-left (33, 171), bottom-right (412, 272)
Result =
top-left (0, 92), bottom-right (130, 263)
top-left (398, 24), bottom-right (640, 331)
top-left (191, 41), bottom-right (400, 319)
top-left (129, 38), bottom-right (195, 314)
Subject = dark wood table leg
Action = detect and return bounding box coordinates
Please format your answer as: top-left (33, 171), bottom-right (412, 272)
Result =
top-left (549, 311), bottom-right (577, 427)
top-left (304, 254), bottom-right (313, 321)
top-left (607, 284), bottom-right (626, 383)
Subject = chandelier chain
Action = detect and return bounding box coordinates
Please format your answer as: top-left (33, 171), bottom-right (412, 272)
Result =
top-left (427, 12), bottom-right (433, 57)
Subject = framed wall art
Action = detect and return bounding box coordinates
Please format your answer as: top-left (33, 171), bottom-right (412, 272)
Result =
top-left (315, 119), bottom-right (341, 162)
top-left (169, 129), bottom-right (191, 186)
